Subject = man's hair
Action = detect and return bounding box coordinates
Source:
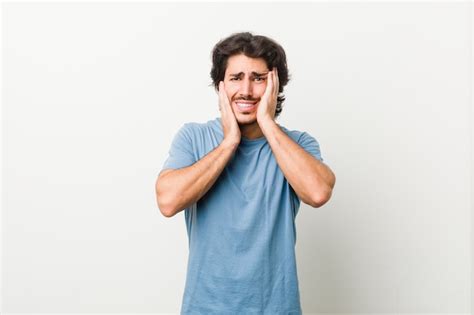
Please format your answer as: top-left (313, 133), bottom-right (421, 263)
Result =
top-left (210, 32), bottom-right (290, 118)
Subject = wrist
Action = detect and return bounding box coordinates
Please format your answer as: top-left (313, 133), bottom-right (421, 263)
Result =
top-left (258, 115), bottom-right (276, 130)
top-left (221, 137), bottom-right (240, 151)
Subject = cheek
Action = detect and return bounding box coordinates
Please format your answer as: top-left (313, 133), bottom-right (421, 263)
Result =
top-left (225, 85), bottom-right (239, 100)
top-left (255, 84), bottom-right (267, 96)
top-left (225, 91), bottom-right (234, 103)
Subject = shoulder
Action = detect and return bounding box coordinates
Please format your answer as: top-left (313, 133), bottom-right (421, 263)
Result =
top-left (279, 124), bottom-right (316, 144)
top-left (279, 124), bottom-right (324, 161)
top-left (173, 117), bottom-right (223, 150)
top-left (178, 117), bottom-right (222, 137)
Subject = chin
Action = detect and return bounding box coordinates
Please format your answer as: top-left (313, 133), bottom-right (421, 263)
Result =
top-left (236, 114), bottom-right (258, 126)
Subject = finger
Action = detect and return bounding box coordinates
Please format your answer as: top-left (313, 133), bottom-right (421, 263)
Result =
top-left (218, 82), bottom-right (223, 110)
top-left (219, 81), bottom-right (225, 99)
top-left (264, 69), bottom-right (273, 98)
top-left (220, 82), bottom-right (229, 112)
top-left (219, 81), bottom-right (228, 109)
top-left (219, 81), bottom-right (232, 113)
top-left (219, 81), bottom-right (225, 98)
top-left (273, 68), bottom-right (279, 98)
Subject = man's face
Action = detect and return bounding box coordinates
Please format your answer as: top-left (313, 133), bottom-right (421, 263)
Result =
top-left (223, 54), bottom-right (269, 125)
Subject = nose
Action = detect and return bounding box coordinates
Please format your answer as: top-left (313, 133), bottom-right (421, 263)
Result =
top-left (239, 77), bottom-right (252, 97)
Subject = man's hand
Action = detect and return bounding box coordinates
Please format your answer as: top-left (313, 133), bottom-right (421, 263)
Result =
top-left (257, 68), bottom-right (279, 124)
top-left (218, 81), bottom-right (241, 147)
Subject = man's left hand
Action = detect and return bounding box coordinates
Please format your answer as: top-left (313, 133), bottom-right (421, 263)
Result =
top-left (257, 67), bottom-right (279, 124)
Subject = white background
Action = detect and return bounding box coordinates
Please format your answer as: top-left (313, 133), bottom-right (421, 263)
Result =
top-left (2, 2), bottom-right (472, 314)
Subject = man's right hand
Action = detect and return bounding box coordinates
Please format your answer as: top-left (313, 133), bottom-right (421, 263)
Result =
top-left (218, 81), bottom-right (241, 147)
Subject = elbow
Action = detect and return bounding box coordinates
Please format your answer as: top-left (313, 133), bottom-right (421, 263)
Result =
top-left (158, 200), bottom-right (176, 218)
top-left (309, 187), bottom-right (333, 208)
top-left (155, 179), bottom-right (177, 218)
top-left (156, 195), bottom-right (177, 218)
top-left (328, 171), bottom-right (336, 189)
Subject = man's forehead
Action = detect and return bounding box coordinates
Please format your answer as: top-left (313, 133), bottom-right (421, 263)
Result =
top-left (225, 54), bottom-right (269, 74)
top-left (225, 64), bottom-right (270, 76)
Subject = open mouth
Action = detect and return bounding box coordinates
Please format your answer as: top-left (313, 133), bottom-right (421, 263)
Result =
top-left (234, 101), bottom-right (258, 112)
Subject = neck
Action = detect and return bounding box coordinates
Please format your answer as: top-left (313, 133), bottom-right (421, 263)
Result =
top-left (240, 122), bottom-right (264, 140)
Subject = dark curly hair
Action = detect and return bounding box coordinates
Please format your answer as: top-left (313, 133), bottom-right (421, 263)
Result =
top-left (210, 32), bottom-right (290, 118)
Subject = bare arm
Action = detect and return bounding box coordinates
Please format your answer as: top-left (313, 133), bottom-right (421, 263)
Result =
top-left (256, 68), bottom-right (336, 208)
top-left (155, 139), bottom-right (238, 217)
top-left (259, 118), bottom-right (335, 208)
top-left (156, 81), bottom-right (241, 218)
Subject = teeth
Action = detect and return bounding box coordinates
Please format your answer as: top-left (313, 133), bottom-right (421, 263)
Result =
top-left (236, 102), bottom-right (255, 107)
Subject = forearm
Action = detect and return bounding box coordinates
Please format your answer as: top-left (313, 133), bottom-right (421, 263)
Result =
top-left (260, 119), bottom-right (335, 207)
top-left (156, 140), bottom-right (238, 217)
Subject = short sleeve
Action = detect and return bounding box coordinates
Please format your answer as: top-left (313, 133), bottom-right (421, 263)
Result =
top-left (297, 131), bottom-right (324, 162)
top-left (161, 123), bottom-right (196, 172)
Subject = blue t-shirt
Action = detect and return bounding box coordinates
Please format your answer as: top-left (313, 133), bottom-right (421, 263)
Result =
top-left (161, 117), bottom-right (323, 315)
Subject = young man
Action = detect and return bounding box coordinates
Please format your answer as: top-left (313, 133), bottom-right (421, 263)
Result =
top-left (155, 32), bottom-right (336, 314)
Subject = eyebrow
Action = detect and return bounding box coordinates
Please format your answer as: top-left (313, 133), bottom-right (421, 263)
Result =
top-left (229, 71), bottom-right (269, 77)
